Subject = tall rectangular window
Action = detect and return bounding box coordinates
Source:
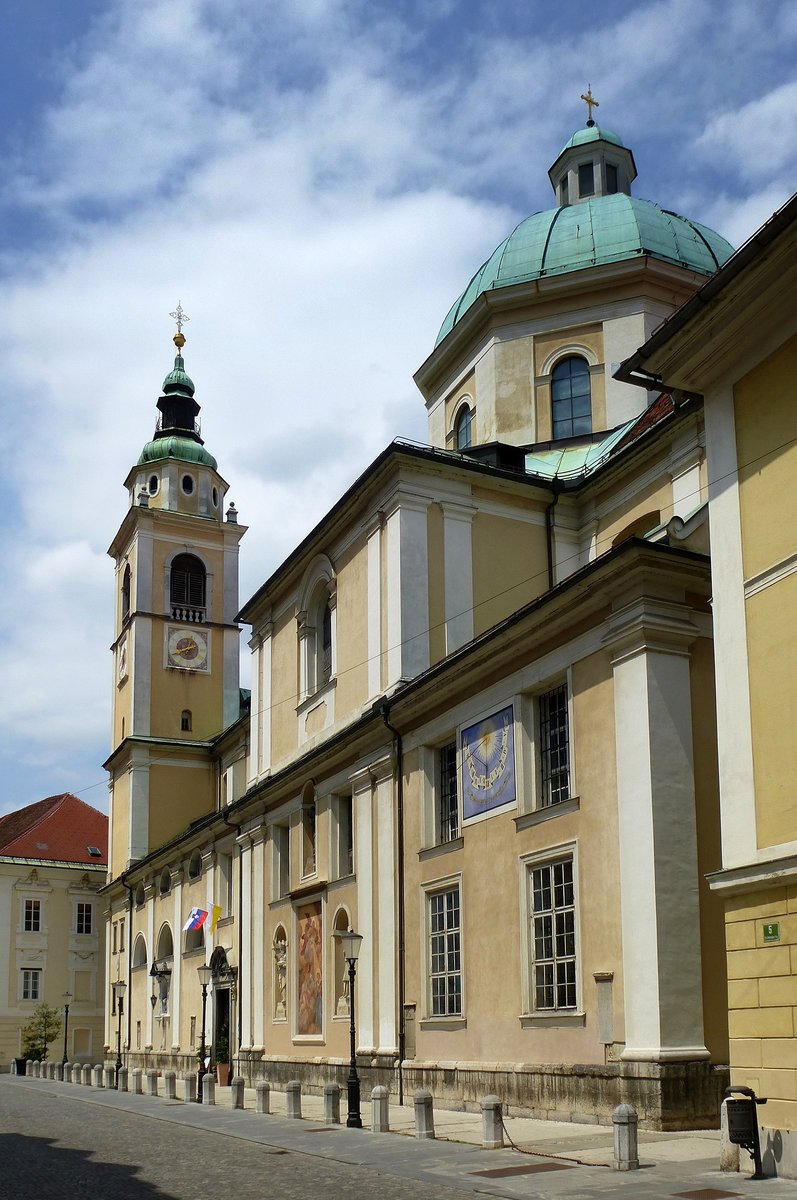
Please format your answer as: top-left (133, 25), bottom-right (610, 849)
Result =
top-left (119, 918), bottom-right (125, 952)
top-left (112, 923), bottom-right (118, 954)
top-left (429, 886), bottom-right (462, 1016)
top-left (335, 795), bottom-right (354, 878)
top-left (24, 899), bottom-right (41, 932)
top-left (539, 684), bottom-right (570, 806)
top-left (76, 902), bottom-right (93, 935)
top-left (530, 858), bottom-right (576, 1010)
top-left (606, 163), bottom-right (618, 194)
top-left (274, 824), bottom-right (290, 898)
top-left (21, 969), bottom-right (41, 1000)
top-left (578, 161), bottom-right (594, 197)
top-left (437, 741), bottom-right (459, 843)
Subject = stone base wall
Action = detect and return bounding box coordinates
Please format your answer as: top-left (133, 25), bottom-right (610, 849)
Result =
top-left (117, 1051), bottom-right (728, 1129)
top-left (761, 1125), bottom-right (797, 1179)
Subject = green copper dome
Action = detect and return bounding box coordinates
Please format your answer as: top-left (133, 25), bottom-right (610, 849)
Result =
top-left (138, 435), bottom-right (218, 470)
top-left (161, 355), bottom-right (195, 398)
top-left (435, 194), bottom-right (734, 346)
top-left (560, 123), bottom-right (624, 151)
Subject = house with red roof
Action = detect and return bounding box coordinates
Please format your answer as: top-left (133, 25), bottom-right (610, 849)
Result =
top-left (0, 793), bottom-right (107, 1067)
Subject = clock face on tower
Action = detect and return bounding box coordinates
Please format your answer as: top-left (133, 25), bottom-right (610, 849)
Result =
top-left (461, 704), bottom-right (516, 823)
top-left (166, 626), bottom-right (210, 672)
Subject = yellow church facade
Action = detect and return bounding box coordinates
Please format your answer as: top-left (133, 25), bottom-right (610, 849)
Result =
top-left (620, 191), bottom-right (797, 1172)
top-left (103, 119), bottom-right (740, 1129)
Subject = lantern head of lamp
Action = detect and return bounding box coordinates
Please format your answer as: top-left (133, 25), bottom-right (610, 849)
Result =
top-left (337, 928), bottom-right (363, 965)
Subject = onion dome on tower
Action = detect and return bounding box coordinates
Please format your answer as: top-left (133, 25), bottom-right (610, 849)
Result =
top-left (138, 304), bottom-right (217, 470)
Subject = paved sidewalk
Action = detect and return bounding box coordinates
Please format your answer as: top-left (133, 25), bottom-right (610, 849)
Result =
top-left (5, 1072), bottom-right (791, 1199)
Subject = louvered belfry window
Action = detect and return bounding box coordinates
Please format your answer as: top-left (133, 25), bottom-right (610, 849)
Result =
top-left (170, 554), bottom-right (206, 621)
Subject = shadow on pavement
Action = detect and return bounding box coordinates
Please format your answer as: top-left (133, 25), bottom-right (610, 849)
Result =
top-left (0, 1132), bottom-right (179, 1200)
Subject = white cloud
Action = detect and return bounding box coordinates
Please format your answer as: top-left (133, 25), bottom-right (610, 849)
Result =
top-left (0, 0), bottom-right (795, 815)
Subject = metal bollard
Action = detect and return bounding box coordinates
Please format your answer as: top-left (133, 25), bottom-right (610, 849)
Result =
top-left (82, 1065), bottom-right (92, 1086)
top-left (414, 1089), bottom-right (435, 1140)
top-left (481, 1095), bottom-right (504, 1149)
top-left (613, 1104), bottom-right (639, 1171)
top-left (164, 1071), bottom-right (177, 1100)
top-left (146, 1069), bottom-right (159, 1097)
top-left (55, 1062), bottom-right (63, 1082)
top-left (184, 1073), bottom-right (197, 1103)
top-left (104, 1066), bottom-right (115, 1090)
top-left (371, 1085), bottom-right (390, 1133)
top-left (324, 1082), bottom-right (340, 1124)
top-left (231, 1075), bottom-right (245, 1109)
top-left (118, 1066), bottom-right (129, 1093)
top-left (256, 1080), bottom-right (271, 1115)
top-left (202, 1073), bottom-right (216, 1105)
top-left (132, 1067), bottom-right (143, 1094)
top-left (286, 1080), bottom-right (302, 1119)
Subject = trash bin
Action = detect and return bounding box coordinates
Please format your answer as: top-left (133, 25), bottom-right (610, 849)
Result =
top-left (14, 1057), bottom-right (27, 1076)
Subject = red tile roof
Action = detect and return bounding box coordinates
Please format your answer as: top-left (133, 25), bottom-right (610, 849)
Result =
top-left (0, 793), bottom-right (107, 865)
top-left (611, 391), bottom-right (676, 456)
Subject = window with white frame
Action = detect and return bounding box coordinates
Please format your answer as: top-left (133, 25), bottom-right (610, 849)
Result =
top-left (529, 857), bottom-right (577, 1011)
top-left (437, 741), bottom-right (459, 843)
top-left (23, 898), bottom-right (41, 932)
top-left (333, 795), bottom-right (354, 879)
top-left (297, 556), bottom-right (337, 701)
top-left (21, 968), bottom-right (41, 1000)
top-left (428, 885), bottom-right (462, 1017)
top-left (538, 682), bottom-right (570, 806)
top-left (76, 902), bottom-right (93, 935)
top-left (218, 851), bottom-right (233, 917)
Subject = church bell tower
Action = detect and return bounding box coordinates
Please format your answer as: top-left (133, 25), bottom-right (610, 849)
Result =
top-left (106, 308), bottom-right (246, 878)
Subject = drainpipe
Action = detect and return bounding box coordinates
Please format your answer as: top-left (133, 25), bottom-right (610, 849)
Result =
top-left (545, 483), bottom-right (561, 590)
top-left (221, 805), bottom-right (244, 1062)
top-left (378, 700), bottom-right (405, 1105)
top-left (122, 878), bottom-right (134, 1057)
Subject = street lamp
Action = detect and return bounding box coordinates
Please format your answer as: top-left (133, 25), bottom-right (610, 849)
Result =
top-left (62, 991), bottom-right (72, 1066)
top-left (197, 963), bottom-right (212, 1103)
top-left (335, 927), bottom-right (363, 1128)
top-left (113, 980), bottom-right (127, 1087)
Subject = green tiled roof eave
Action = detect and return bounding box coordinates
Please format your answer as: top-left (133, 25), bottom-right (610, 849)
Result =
top-left (138, 436), bottom-right (218, 470)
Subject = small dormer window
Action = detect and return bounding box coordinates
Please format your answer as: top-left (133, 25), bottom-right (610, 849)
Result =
top-left (578, 163), bottom-right (594, 198)
top-left (606, 163), bottom-right (618, 194)
top-left (181, 710), bottom-right (192, 732)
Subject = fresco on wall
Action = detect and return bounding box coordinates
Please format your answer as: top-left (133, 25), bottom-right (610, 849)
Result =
top-left (297, 900), bottom-right (323, 1035)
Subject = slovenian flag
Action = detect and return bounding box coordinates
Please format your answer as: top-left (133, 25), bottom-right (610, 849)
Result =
top-left (183, 907), bottom-right (208, 931)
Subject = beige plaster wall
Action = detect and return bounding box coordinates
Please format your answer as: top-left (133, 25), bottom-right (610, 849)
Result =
top-left (471, 513), bottom-right (548, 634)
top-left (148, 763), bottom-right (215, 852)
top-left (268, 608), bottom-right (299, 767)
top-left (329, 540), bottom-right (369, 719)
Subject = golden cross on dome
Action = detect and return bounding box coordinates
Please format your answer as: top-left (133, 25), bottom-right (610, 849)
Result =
top-left (581, 86), bottom-right (599, 124)
top-left (169, 303), bottom-right (190, 334)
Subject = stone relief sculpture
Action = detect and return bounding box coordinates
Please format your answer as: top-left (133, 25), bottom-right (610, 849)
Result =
top-left (273, 932), bottom-right (287, 1020)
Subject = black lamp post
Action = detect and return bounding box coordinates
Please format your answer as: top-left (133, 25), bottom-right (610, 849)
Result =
top-left (196, 963), bottom-right (212, 1103)
top-left (62, 991), bottom-right (72, 1066)
top-left (335, 927), bottom-right (363, 1128)
top-left (113, 980), bottom-right (127, 1086)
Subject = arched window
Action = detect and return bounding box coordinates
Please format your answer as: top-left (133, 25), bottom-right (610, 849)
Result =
top-left (455, 405), bottom-right (472, 450)
top-left (132, 933), bottom-right (148, 968)
top-left (551, 356), bottom-right (592, 439)
top-left (134, 883), bottom-right (145, 908)
top-left (121, 564), bottom-right (131, 622)
top-left (181, 710), bottom-right (192, 732)
top-left (297, 559), bottom-right (337, 701)
top-left (170, 553), bottom-right (206, 621)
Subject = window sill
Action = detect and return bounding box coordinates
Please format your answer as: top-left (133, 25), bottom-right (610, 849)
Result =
top-left (216, 915), bottom-right (234, 928)
top-left (296, 677), bottom-right (337, 717)
top-left (418, 1016), bottom-right (467, 1031)
top-left (519, 1010), bottom-right (586, 1029)
top-left (514, 796), bottom-right (580, 831)
top-left (418, 837), bottom-right (464, 862)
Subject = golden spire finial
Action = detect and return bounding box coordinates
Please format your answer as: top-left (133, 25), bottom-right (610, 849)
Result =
top-left (169, 302), bottom-right (190, 351)
top-left (580, 86), bottom-right (599, 125)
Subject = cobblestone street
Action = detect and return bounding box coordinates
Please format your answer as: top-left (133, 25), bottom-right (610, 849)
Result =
top-left (0, 1078), bottom-right (470, 1200)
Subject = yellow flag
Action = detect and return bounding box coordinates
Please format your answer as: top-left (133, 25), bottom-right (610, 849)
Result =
top-left (209, 904), bottom-right (223, 934)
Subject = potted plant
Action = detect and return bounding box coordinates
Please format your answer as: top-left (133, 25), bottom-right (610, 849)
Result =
top-left (214, 1034), bottom-right (230, 1086)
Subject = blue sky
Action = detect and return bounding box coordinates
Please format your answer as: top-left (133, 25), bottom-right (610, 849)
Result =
top-left (0, 0), bottom-right (795, 818)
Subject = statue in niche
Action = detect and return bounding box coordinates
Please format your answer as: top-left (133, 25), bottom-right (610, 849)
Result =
top-left (336, 970), bottom-right (350, 1018)
top-left (273, 935), bottom-right (287, 1020)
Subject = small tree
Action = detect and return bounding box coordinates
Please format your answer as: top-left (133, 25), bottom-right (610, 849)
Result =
top-left (21, 1002), bottom-right (62, 1062)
